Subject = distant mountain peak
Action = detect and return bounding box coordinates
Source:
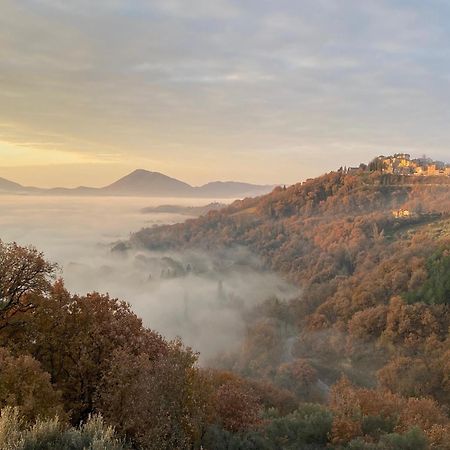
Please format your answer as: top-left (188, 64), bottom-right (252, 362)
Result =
top-left (102, 169), bottom-right (192, 195)
top-left (0, 176), bottom-right (24, 191)
top-left (0, 170), bottom-right (275, 198)
top-left (128, 169), bottom-right (162, 176)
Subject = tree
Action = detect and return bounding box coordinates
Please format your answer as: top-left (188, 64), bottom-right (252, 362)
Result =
top-left (328, 376), bottom-right (450, 447)
top-left (1, 281), bottom-right (167, 423)
top-left (377, 356), bottom-right (441, 398)
top-left (0, 348), bottom-right (62, 422)
top-left (406, 250), bottom-right (450, 305)
top-left (275, 359), bottom-right (318, 399)
top-left (0, 241), bottom-right (56, 324)
top-left (207, 370), bottom-right (263, 433)
top-left (212, 379), bottom-right (262, 433)
top-left (265, 403), bottom-right (333, 447)
top-left (238, 319), bottom-right (284, 377)
top-left (96, 341), bottom-right (208, 449)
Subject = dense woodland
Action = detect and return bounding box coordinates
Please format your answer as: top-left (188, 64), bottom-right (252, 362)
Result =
top-left (1, 166), bottom-right (450, 449)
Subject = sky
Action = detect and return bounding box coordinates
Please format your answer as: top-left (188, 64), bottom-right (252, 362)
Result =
top-left (1, 0), bottom-right (450, 188)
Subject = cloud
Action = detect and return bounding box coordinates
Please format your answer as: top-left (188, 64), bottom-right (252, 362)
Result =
top-left (0, 0), bottom-right (449, 185)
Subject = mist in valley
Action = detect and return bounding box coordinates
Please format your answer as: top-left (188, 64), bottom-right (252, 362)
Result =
top-left (0, 195), bottom-right (299, 361)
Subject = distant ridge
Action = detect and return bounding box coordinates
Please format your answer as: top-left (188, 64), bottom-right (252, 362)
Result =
top-left (0, 170), bottom-right (275, 198)
top-left (0, 176), bottom-right (24, 192)
top-left (193, 181), bottom-right (272, 197)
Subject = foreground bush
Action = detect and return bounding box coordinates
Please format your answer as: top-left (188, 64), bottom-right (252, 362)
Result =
top-left (0, 407), bottom-right (130, 450)
top-left (0, 348), bottom-right (63, 422)
top-left (96, 341), bottom-right (209, 449)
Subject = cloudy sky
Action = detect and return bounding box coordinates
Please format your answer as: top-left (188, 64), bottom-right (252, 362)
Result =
top-left (1, 0), bottom-right (449, 187)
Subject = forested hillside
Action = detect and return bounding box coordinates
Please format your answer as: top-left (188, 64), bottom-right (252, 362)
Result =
top-left (119, 167), bottom-right (450, 448)
top-left (1, 167), bottom-right (449, 449)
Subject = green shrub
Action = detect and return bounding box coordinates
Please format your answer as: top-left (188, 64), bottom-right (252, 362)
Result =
top-left (202, 425), bottom-right (271, 450)
top-left (361, 415), bottom-right (395, 439)
top-left (346, 427), bottom-right (428, 449)
top-left (406, 250), bottom-right (450, 305)
top-left (379, 427), bottom-right (428, 450)
top-left (265, 403), bottom-right (333, 448)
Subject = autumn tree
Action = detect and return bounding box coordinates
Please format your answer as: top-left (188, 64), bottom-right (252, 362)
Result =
top-left (275, 358), bottom-right (318, 399)
top-left (0, 241), bottom-right (56, 325)
top-left (1, 281), bottom-right (166, 423)
top-left (205, 371), bottom-right (263, 433)
top-left (237, 319), bottom-right (284, 377)
top-left (377, 356), bottom-right (441, 398)
top-left (96, 341), bottom-right (209, 450)
top-left (212, 381), bottom-right (262, 434)
top-left (329, 376), bottom-right (450, 447)
top-left (0, 348), bottom-right (62, 422)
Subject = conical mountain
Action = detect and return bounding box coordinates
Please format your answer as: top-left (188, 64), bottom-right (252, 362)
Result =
top-left (101, 169), bottom-right (192, 196)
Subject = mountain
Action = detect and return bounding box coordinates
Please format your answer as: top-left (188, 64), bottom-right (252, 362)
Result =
top-left (100, 170), bottom-right (273, 197)
top-left (101, 169), bottom-right (192, 196)
top-left (0, 170), bottom-right (275, 198)
top-left (0, 176), bottom-right (24, 192)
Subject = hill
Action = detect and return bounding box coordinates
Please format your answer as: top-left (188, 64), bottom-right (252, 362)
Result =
top-left (124, 169), bottom-right (450, 265)
top-left (118, 165), bottom-right (450, 414)
top-left (193, 181), bottom-right (274, 198)
top-left (141, 202), bottom-right (226, 216)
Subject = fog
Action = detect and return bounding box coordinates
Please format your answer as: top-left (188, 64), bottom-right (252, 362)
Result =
top-left (0, 195), bottom-right (299, 361)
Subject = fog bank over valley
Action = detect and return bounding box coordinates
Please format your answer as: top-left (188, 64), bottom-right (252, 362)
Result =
top-left (0, 195), bottom-right (299, 360)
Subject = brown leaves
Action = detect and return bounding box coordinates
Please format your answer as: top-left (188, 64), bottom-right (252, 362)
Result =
top-left (0, 348), bottom-right (63, 422)
top-left (328, 376), bottom-right (450, 447)
top-left (96, 341), bottom-right (207, 450)
top-left (2, 281), bottom-right (167, 423)
top-left (207, 370), bottom-right (262, 433)
top-left (275, 359), bottom-right (318, 398)
top-left (0, 241), bottom-right (56, 324)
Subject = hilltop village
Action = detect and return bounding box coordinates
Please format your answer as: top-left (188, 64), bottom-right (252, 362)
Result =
top-left (367, 153), bottom-right (450, 176)
top-left (338, 154), bottom-right (450, 218)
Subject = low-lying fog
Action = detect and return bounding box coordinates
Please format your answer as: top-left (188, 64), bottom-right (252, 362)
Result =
top-left (0, 195), bottom-right (299, 361)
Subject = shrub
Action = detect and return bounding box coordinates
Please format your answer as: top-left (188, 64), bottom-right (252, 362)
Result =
top-left (346, 427), bottom-right (428, 449)
top-left (0, 408), bottom-right (129, 450)
top-left (265, 403), bottom-right (333, 448)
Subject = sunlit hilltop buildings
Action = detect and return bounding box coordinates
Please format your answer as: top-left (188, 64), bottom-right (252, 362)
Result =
top-left (373, 153), bottom-right (450, 176)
